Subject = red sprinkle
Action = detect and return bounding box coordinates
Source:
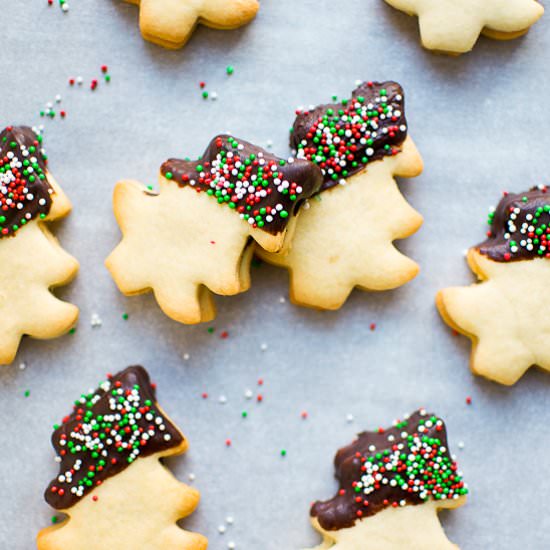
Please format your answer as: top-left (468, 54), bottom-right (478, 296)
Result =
top-left (370, 323), bottom-right (376, 331)
top-left (466, 397), bottom-right (472, 405)
top-left (225, 439), bottom-right (232, 447)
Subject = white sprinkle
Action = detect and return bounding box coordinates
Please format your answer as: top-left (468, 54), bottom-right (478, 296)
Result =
top-left (458, 441), bottom-right (465, 449)
top-left (260, 343), bottom-right (268, 352)
top-left (19, 362), bottom-right (27, 371)
top-left (188, 473), bottom-right (196, 482)
top-left (266, 139), bottom-right (273, 148)
top-left (244, 389), bottom-right (253, 400)
top-left (211, 92), bottom-right (218, 101)
top-left (55, 95), bottom-right (62, 103)
top-left (91, 313), bottom-right (102, 327)
top-left (76, 76), bottom-right (83, 85)
top-left (346, 414), bottom-right (354, 423)
top-left (62, 3), bottom-right (69, 12)
top-left (228, 543), bottom-right (236, 549)
top-left (183, 353), bottom-right (190, 360)
top-left (219, 395), bottom-right (227, 404)
top-left (218, 525), bottom-right (226, 534)
top-left (226, 516), bottom-right (234, 525)
top-left (279, 296), bottom-right (286, 304)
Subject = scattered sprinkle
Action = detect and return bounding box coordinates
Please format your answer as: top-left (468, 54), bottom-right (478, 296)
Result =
top-left (91, 313), bottom-right (102, 328)
top-left (346, 414), bottom-right (354, 423)
top-left (219, 395), bottom-right (227, 404)
top-left (188, 473), bottom-right (196, 482)
top-left (226, 65), bottom-right (234, 75)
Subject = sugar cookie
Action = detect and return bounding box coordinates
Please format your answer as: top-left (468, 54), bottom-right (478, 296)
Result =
top-left (305, 409), bottom-right (468, 550)
top-left (257, 81), bottom-right (423, 310)
top-left (106, 135), bottom-right (322, 323)
top-left (37, 365), bottom-right (207, 550)
top-left (384, 0), bottom-right (544, 54)
top-left (125, 0), bottom-right (260, 49)
top-left (0, 126), bottom-right (78, 365)
top-left (437, 186), bottom-right (550, 385)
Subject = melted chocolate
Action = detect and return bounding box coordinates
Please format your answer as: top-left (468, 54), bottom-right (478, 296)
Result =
top-left (161, 135), bottom-right (322, 234)
top-left (311, 410), bottom-right (467, 531)
top-left (0, 126), bottom-right (53, 237)
top-left (291, 81), bottom-right (408, 191)
top-left (478, 186), bottom-right (550, 262)
top-left (45, 366), bottom-right (184, 510)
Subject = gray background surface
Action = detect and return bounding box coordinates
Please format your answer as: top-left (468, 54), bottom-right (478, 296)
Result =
top-left (1, 1), bottom-right (549, 548)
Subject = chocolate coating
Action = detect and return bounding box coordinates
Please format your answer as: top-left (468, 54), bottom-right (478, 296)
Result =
top-left (478, 187), bottom-right (550, 262)
top-left (161, 135), bottom-right (323, 235)
top-left (291, 81), bottom-right (408, 191)
top-left (45, 366), bottom-right (184, 510)
top-left (0, 126), bottom-right (53, 237)
top-left (311, 410), bottom-right (467, 531)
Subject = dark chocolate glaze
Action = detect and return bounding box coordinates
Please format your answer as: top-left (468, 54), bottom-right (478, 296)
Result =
top-left (311, 410), bottom-right (467, 531)
top-left (45, 366), bottom-right (184, 510)
top-left (0, 126), bottom-right (53, 237)
top-left (161, 135), bottom-right (322, 235)
top-left (291, 81), bottom-right (408, 191)
top-left (477, 186), bottom-right (550, 262)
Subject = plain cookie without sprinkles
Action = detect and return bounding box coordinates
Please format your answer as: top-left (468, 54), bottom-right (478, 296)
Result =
top-left (384, 0), bottom-right (544, 54)
top-left (125, 0), bottom-right (260, 49)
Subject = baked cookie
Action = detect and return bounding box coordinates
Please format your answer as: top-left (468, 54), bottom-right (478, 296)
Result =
top-left (106, 135), bottom-right (322, 324)
top-left (437, 186), bottom-right (550, 385)
top-left (37, 365), bottom-right (207, 550)
top-left (0, 126), bottom-right (78, 365)
top-left (305, 409), bottom-right (468, 550)
top-left (125, 0), bottom-right (260, 49)
top-left (384, 0), bottom-right (544, 54)
top-left (257, 81), bottom-right (423, 310)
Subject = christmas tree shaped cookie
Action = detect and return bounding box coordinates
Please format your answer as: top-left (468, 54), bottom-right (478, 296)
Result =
top-left (37, 366), bottom-right (207, 550)
top-left (125, 0), bottom-right (260, 49)
top-left (384, 0), bottom-right (544, 54)
top-left (0, 126), bottom-right (78, 365)
top-left (305, 409), bottom-right (468, 550)
top-left (257, 81), bottom-right (423, 310)
top-left (437, 186), bottom-right (550, 385)
top-left (106, 135), bottom-right (322, 324)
